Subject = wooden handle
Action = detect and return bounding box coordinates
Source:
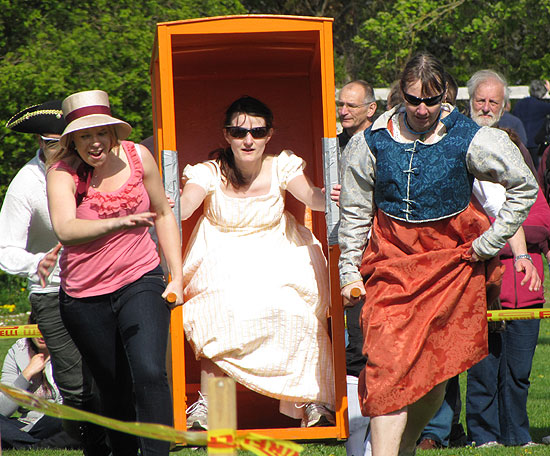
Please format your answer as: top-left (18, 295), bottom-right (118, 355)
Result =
top-left (350, 287), bottom-right (362, 299)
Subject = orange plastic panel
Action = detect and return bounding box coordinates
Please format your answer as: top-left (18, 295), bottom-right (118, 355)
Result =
top-left (150, 15), bottom-right (347, 442)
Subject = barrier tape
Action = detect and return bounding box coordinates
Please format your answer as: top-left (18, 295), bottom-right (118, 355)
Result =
top-left (0, 383), bottom-right (302, 455)
top-left (1, 308), bottom-right (550, 341)
top-left (487, 308), bottom-right (550, 322)
top-left (0, 325), bottom-right (41, 338)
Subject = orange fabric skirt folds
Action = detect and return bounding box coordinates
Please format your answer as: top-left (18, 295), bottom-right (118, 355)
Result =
top-left (357, 202), bottom-right (503, 416)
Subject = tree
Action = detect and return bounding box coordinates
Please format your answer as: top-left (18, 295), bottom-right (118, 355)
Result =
top-left (0, 0), bottom-right (246, 199)
top-left (352, 0), bottom-right (550, 87)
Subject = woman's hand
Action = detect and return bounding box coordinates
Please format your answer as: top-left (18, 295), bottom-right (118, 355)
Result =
top-left (116, 212), bottom-right (156, 229)
top-left (515, 258), bottom-right (541, 292)
top-left (162, 278), bottom-right (184, 308)
top-left (22, 353), bottom-right (49, 380)
top-left (341, 280), bottom-right (366, 307)
top-left (466, 246), bottom-right (483, 262)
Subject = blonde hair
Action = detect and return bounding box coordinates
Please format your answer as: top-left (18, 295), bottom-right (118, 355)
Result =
top-left (46, 126), bottom-right (118, 169)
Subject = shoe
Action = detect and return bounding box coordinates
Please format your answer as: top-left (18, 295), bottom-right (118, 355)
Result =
top-left (301, 403), bottom-right (335, 427)
top-left (522, 441), bottom-right (540, 447)
top-left (417, 438), bottom-right (441, 450)
top-left (476, 441), bottom-right (502, 448)
top-left (186, 392), bottom-right (208, 431)
top-left (543, 435), bottom-right (550, 445)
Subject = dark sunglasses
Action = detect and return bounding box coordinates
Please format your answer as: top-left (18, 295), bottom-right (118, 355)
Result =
top-left (225, 126), bottom-right (269, 139)
top-left (40, 135), bottom-right (61, 149)
top-left (403, 92), bottom-right (445, 107)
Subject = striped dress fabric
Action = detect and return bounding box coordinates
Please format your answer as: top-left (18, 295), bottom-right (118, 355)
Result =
top-left (181, 150), bottom-right (335, 417)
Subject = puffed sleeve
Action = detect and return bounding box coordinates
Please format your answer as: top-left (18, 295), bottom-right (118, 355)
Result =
top-left (338, 133), bottom-right (377, 287)
top-left (181, 161), bottom-right (218, 194)
top-left (467, 127), bottom-right (538, 258)
top-left (276, 150), bottom-right (305, 190)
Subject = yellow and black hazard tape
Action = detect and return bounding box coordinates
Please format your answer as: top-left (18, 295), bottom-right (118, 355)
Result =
top-left (0, 383), bottom-right (302, 455)
top-left (486, 308), bottom-right (550, 322)
top-left (0, 325), bottom-right (41, 338)
top-left (2, 310), bottom-right (550, 341)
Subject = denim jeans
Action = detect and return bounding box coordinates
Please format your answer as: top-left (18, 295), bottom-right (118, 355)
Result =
top-left (60, 266), bottom-right (173, 456)
top-left (466, 319), bottom-right (540, 446)
top-left (30, 292), bottom-right (96, 408)
top-left (420, 375), bottom-right (461, 447)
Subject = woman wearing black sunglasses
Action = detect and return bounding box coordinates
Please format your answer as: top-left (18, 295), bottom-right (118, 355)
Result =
top-left (338, 53), bottom-right (538, 456)
top-left (179, 96), bottom-right (335, 430)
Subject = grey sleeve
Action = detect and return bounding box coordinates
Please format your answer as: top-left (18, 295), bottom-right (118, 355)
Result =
top-left (0, 347), bottom-right (30, 417)
top-left (467, 127), bottom-right (538, 258)
top-left (338, 134), bottom-right (376, 287)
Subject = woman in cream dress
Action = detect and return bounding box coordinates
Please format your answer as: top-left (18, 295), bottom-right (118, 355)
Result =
top-left (180, 96), bottom-right (334, 430)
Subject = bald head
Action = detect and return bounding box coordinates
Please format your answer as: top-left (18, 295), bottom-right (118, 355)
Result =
top-left (337, 81), bottom-right (377, 136)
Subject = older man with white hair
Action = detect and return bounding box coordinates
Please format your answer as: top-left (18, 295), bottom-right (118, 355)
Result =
top-left (465, 69), bottom-right (548, 449)
top-left (467, 69), bottom-right (527, 144)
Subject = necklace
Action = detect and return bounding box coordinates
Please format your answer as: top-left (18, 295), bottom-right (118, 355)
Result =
top-left (403, 110), bottom-right (442, 141)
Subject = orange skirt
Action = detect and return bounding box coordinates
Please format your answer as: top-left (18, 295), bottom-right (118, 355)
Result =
top-left (357, 203), bottom-right (502, 416)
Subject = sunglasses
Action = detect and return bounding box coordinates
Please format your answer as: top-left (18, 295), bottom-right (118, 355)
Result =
top-left (403, 92), bottom-right (445, 107)
top-left (40, 135), bottom-right (61, 150)
top-left (225, 126), bottom-right (269, 139)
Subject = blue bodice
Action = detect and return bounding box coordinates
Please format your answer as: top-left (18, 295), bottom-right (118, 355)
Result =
top-left (366, 108), bottom-right (481, 222)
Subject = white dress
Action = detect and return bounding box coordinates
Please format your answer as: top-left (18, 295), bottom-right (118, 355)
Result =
top-left (181, 150), bottom-right (334, 417)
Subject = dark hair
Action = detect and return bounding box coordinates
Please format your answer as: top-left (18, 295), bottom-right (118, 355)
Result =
top-left (445, 71), bottom-right (458, 105)
top-left (499, 127), bottom-right (521, 148)
top-left (400, 52), bottom-right (447, 98)
top-left (529, 79), bottom-right (547, 99)
top-left (26, 312), bottom-right (40, 353)
top-left (387, 80), bottom-right (403, 109)
top-left (211, 96), bottom-right (273, 189)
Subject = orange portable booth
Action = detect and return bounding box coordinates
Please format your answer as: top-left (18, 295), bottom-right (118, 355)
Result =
top-left (150, 15), bottom-right (347, 442)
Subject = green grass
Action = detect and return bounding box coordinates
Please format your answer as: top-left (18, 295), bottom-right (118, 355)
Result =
top-left (0, 272), bottom-right (30, 321)
top-left (1, 277), bottom-right (550, 455)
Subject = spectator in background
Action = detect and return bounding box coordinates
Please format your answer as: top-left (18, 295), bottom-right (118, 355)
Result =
top-left (0, 313), bottom-right (79, 449)
top-left (2, 101), bottom-right (108, 455)
top-left (445, 72), bottom-right (458, 105)
top-left (337, 80), bottom-right (377, 149)
top-left (468, 70), bottom-right (527, 143)
top-left (501, 101), bottom-right (528, 146)
top-left (512, 79), bottom-right (550, 167)
top-left (466, 125), bottom-right (548, 448)
top-left (386, 80), bottom-right (403, 110)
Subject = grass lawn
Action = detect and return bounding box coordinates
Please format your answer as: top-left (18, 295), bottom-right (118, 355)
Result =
top-left (1, 288), bottom-right (550, 454)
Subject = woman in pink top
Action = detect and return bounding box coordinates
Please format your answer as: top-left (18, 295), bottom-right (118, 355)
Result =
top-left (45, 90), bottom-right (183, 456)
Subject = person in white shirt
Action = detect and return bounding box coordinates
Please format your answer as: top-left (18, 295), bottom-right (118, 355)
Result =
top-left (2, 101), bottom-right (108, 455)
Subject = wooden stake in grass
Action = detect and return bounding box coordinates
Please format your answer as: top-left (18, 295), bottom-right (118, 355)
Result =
top-left (207, 377), bottom-right (237, 456)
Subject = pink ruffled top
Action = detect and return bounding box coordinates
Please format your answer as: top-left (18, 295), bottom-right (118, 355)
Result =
top-left (50, 141), bottom-right (160, 298)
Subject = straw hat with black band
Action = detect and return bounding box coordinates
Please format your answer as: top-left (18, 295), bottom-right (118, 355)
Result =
top-left (60, 90), bottom-right (131, 147)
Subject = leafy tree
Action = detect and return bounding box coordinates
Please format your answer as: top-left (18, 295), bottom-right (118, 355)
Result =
top-left (353, 0), bottom-right (550, 87)
top-left (0, 0), bottom-right (246, 199)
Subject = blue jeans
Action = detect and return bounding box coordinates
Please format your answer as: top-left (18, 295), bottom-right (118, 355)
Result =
top-left (60, 266), bottom-right (173, 456)
top-left (466, 319), bottom-right (540, 446)
top-left (420, 375), bottom-right (461, 447)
